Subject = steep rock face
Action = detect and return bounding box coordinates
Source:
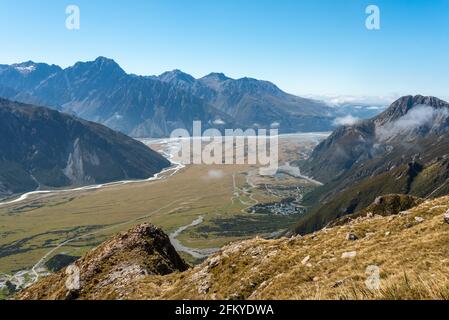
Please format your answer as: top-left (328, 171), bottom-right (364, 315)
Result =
top-left (0, 61), bottom-right (62, 93)
top-left (17, 224), bottom-right (188, 300)
top-left (188, 71), bottom-right (335, 133)
top-left (300, 95), bottom-right (449, 184)
top-left (374, 95), bottom-right (449, 126)
top-left (0, 57), bottom-right (336, 137)
top-left (294, 96), bottom-right (449, 234)
top-left (299, 120), bottom-right (376, 183)
top-left (0, 98), bottom-right (170, 199)
top-left (31, 58), bottom-right (235, 137)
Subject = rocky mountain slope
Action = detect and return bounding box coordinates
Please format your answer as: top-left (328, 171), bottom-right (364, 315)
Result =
top-left (0, 98), bottom-right (170, 199)
top-left (300, 95), bottom-right (449, 184)
top-left (294, 95), bottom-right (449, 233)
top-left (0, 57), bottom-right (336, 137)
top-left (160, 69), bottom-right (335, 133)
top-left (18, 195), bottom-right (449, 300)
top-left (17, 224), bottom-right (188, 300)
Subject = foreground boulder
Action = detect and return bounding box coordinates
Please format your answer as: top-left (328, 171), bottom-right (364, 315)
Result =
top-left (17, 224), bottom-right (188, 300)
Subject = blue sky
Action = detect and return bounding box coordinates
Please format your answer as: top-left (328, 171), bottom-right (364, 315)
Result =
top-left (0, 0), bottom-right (448, 98)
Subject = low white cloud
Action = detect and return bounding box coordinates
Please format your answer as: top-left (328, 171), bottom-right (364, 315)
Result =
top-left (367, 106), bottom-right (382, 110)
top-left (213, 119), bottom-right (225, 125)
top-left (333, 115), bottom-right (360, 126)
top-left (205, 169), bottom-right (225, 179)
top-left (376, 105), bottom-right (449, 141)
top-left (305, 94), bottom-right (397, 108)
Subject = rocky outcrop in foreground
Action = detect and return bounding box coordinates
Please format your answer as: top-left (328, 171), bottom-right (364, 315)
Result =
top-left (17, 224), bottom-right (188, 300)
top-left (328, 194), bottom-right (423, 227)
top-left (19, 196), bottom-right (449, 300)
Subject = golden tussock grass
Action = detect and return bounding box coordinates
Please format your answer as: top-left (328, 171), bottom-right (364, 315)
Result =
top-left (130, 196), bottom-right (449, 300)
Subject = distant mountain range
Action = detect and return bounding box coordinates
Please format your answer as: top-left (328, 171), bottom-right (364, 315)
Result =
top-left (0, 57), bottom-right (372, 137)
top-left (295, 95), bottom-right (449, 234)
top-left (0, 98), bottom-right (170, 199)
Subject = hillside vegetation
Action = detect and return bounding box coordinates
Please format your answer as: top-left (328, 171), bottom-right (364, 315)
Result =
top-left (18, 194), bottom-right (449, 300)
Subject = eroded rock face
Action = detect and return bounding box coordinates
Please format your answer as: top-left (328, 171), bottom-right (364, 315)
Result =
top-left (17, 224), bottom-right (188, 300)
top-left (0, 98), bottom-right (171, 199)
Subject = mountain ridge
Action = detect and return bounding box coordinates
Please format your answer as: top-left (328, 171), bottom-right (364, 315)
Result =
top-left (0, 57), bottom-right (337, 137)
top-left (0, 98), bottom-right (170, 200)
top-left (294, 95), bottom-right (449, 234)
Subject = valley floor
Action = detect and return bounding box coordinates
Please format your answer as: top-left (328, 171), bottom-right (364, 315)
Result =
top-left (17, 193), bottom-right (449, 300)
top-left (0, 133), bottom-right (327, 295)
